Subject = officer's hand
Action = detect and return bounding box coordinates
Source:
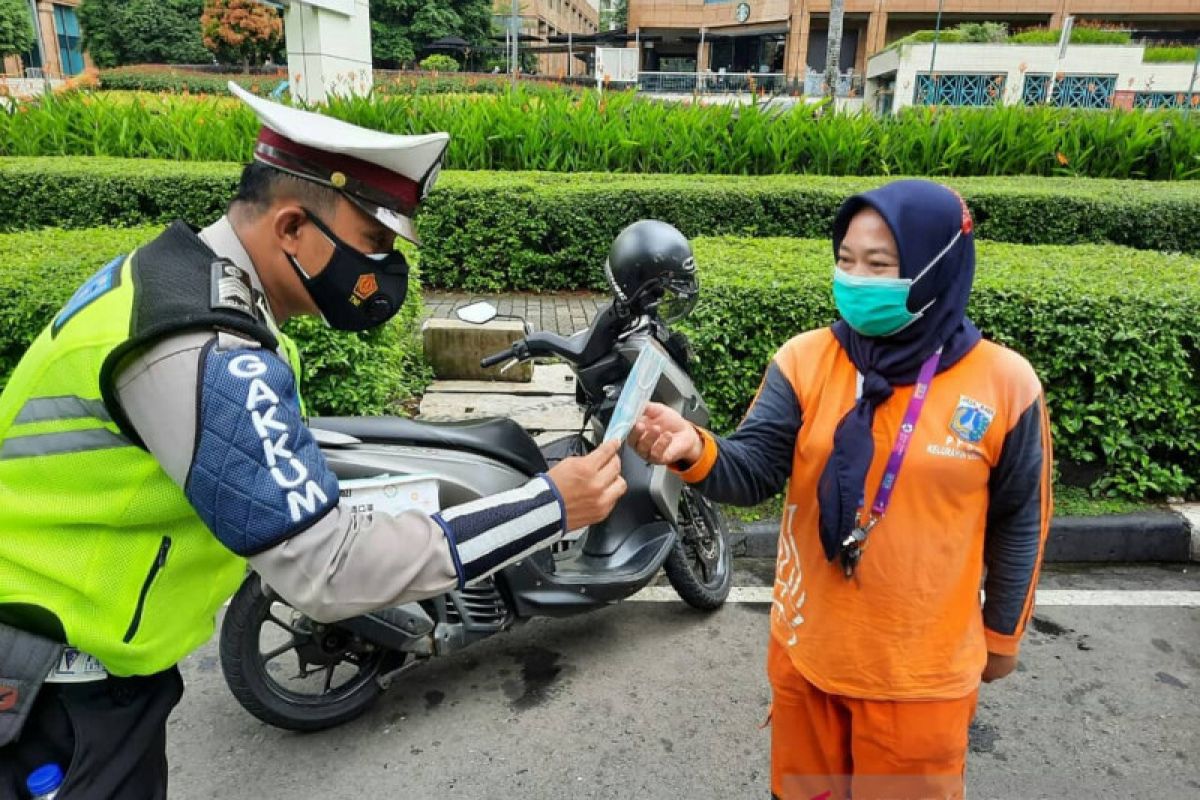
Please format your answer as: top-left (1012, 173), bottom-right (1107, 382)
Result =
top-left (547, 439), bottom-right (627, 531)
top-left (630, 403), bottom-right (703, 467)
top-left (981, 652), bottom-right (1018, 683)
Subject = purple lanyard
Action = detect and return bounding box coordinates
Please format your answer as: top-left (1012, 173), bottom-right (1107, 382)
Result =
top-left (861, 347), bottom-right (942, 525)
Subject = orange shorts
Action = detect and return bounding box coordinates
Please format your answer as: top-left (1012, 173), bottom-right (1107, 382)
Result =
top-left (768, 636), bottom-right (979, 800)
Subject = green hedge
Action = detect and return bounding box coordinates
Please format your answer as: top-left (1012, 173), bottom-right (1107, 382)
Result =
top-left (98, 67), bottom-right (286, 95)
top-left (97, 67), bottom-right (575, 96)
top-left (1143, 46), bottom-right (1200, 64)
top-left (680, 237), bottom-right (1200, 500)
top-left (3, 158), bottom-right (1198, 291)
top-left (0, 227), bottom-right (430, 415)
top-left (1009, 27), bottom-right (1132, 45)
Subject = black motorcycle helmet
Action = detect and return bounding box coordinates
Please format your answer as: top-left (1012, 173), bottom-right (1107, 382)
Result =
top-left (604, 220), bottom-right (699, 322)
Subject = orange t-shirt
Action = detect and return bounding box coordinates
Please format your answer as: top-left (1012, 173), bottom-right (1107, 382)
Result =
top-left (683, 328), bottom-right (1052, 700)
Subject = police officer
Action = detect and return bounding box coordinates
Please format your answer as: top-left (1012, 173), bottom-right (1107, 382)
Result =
top-left (0, 85), bottom-right (626, 799)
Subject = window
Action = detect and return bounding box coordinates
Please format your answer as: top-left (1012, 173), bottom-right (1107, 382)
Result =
top-left (914, 73), bottom-right (1006, 106)
top-left (21, 0), bottom-right (41, 70)
top-left (53, 3), bottom-right (84, 77)
top-left (1022, 73), bottom-right (1116, 109)
top-left (1022, 73), bottom-right (1050, 105)
top-left (1134, 92), bottom-right (1200, 110)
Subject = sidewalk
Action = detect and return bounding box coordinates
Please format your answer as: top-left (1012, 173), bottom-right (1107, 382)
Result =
top-left (423, 291), bottom-right (607, 336)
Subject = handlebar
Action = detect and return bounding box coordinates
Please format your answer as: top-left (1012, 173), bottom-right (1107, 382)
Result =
top-left (479, 347), bottom-right (517, 369)
top-left (480, 331), bottom-right (587, 370)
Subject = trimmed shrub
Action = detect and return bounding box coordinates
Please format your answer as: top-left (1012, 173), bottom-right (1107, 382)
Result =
top-left (1009, 25), bottom-right (1132, 46)
top-left (0, 226), bottom-right (430, 414)
top-left (0, 158), bottom-right (244, 231)
top-left (1143, 46), bottom-right (1199, 64)
top-left (416, 172), bottom-right (1200, 290)
top-left (418, 55), bottom-right (459, 73)
top-left (2, 159), bottom-right (1198, 292)
top-left (98, 67), bottom-right (576, 96)
top-left (98, 66), bottom-right (285, 95)
top-left (679, 237), bottom-right (1200, 500)
top-left (3, 90), bottom-right (1198, 179)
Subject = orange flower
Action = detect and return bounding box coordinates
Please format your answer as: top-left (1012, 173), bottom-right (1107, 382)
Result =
top-left (1056, 152), bottom-right (1069, 166)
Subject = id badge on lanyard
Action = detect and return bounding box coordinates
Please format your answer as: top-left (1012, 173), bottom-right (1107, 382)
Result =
top-left (840, 347), bottom-right (942, 578)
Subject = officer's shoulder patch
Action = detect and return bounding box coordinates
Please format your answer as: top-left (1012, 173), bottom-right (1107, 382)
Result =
top-left (52, 255), bottom-right (124, 337)
top-left (185, 344), bottom-right (338, 556)
top-left (209, 259), bottom-right (259, 320)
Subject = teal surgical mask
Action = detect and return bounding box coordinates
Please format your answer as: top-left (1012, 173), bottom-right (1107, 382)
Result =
top-left (831, 230), bottom-right (959, 337)
top-left (832, 268), bottom-right (921, 337)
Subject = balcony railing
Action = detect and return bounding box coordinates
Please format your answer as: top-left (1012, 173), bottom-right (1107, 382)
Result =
top-left (636, 69), bottom-right (861, 97)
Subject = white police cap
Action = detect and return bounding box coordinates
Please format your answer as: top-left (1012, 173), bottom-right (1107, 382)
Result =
top-left (229, 82), bottom-right (449, 244)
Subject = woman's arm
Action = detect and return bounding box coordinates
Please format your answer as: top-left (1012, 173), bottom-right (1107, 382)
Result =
top-left (634, 361), bottom-right (802, 507)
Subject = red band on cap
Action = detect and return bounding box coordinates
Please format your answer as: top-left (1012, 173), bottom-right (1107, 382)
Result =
top-left (255, 128), bottom-right (422, 214)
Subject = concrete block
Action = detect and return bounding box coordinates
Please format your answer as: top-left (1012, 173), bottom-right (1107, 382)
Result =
top-left (421, 319), bottom-right (533, 382)
top-left (419, 393), bottom-right (582, 432)
top-left (427, 364), bottom-right (576, 396)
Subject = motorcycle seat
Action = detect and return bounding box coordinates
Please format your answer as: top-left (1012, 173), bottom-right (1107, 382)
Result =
top-left (311, 416), bottom-right (549, 476)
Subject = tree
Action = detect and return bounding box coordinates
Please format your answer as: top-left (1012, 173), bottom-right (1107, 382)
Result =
top-left (201, 0), bottom-right (283, 73)
top-left (825, 0), bottom-right (845, 100)
top-left (599, 1), bottom-right (628, 32)
top-left (370, 0), bottom-right (492, 70)
top-left (78, 0), bottom-right (211, 68)
top-left (614, 1), bottom-right (628, 31)
top-left (0, 0), bottom-right (35, 62)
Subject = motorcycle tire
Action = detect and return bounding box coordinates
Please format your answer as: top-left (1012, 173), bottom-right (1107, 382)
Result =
top-left (219, 572), bottom-right (394, 732)
top-left (664, 487), bottom-right (733, 610)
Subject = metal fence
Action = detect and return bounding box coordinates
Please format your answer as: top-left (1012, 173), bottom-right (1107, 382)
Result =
top-left (636, 69), bottom-right (860, 97)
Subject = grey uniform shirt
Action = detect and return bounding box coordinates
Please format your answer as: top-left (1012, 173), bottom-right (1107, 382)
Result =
top-left (113, 217), bottom-right (565, 622)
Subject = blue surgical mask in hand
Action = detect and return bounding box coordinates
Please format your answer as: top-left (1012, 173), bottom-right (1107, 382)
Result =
top-left (604, 347), bottom-right (667, 444)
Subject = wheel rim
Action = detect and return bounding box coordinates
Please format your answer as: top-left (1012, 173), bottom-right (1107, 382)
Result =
top-left (250, 582), bottom-right (386, 707)
top-left (678, 490), bottom-right (729, 589)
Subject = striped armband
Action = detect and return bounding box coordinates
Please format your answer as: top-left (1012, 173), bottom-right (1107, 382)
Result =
top-left (432, 476), bottom-right (567, 587)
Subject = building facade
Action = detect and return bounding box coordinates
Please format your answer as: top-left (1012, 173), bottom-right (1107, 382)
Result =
top-left (627, 1), bottom-right (1199, 85)
top-left (868, 41), bottom-right (1200, 113)
top-left (495, 0), bottom-right (602, 75)
top-left (2, 0), bottom-right (89, 80)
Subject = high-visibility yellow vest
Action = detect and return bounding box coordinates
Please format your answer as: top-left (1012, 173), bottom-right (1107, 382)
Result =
top-left (0, 222), bottom-right (297, 676)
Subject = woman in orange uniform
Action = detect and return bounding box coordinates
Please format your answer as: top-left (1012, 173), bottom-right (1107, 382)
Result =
top-left (631, 180), bottom-right (1052, 799)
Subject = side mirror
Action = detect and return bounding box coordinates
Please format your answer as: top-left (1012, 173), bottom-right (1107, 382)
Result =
top-left (455, 301), bottom-right (498, 325)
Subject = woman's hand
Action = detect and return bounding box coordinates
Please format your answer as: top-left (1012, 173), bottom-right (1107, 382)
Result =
top-left (981, 652), bottom-right (1018, 683)
top-left (630, 402), bottom-right (704, 467)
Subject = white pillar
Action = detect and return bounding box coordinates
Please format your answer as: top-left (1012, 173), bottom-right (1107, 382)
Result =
top-left (283, 0), bottom-right (374, 104)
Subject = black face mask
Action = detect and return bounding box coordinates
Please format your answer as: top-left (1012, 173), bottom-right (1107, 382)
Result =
top-left (287, 210), bottom-right (409, 332)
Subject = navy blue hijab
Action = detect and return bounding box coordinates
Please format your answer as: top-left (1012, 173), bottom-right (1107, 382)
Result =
top-left (817, 180), bottom-right (982, 561)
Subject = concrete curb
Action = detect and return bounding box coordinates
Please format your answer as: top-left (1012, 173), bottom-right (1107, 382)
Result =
top-left (729, 510), bottom-right (1196, 563)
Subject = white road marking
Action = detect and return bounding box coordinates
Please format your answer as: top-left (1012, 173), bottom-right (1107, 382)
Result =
top-left (227, 586), bottom-right (1199, 610)
top-left (628, 586), bottom-right (1200, 607)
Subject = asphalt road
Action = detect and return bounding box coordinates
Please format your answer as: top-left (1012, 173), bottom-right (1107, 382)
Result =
top-left (165, 563), bottom-right (1199, 799)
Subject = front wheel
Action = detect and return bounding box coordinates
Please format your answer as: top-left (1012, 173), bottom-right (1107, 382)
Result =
top-left (663, 487), bottom-right (732, 610)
